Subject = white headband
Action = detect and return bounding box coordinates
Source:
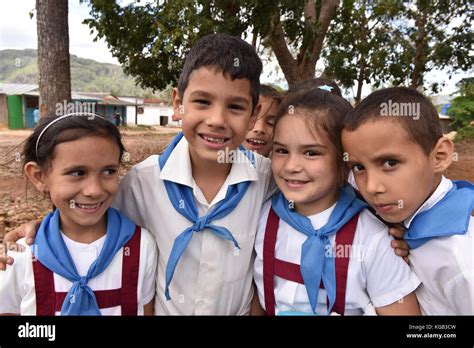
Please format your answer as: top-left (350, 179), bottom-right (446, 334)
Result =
top-left (35, 112), bottom-right (107, 157)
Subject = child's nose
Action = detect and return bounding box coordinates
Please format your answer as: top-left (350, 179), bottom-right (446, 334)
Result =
top-left (205, 106), bottom-right (226, 128)
top-left (82, 176), bottom-right (104, 197)
top-left (283, 154), bottom-right (303, 172)
top-left (252, 119), bottom-right (266, 134)
top-left (365, 171), bottom-right (385, 195)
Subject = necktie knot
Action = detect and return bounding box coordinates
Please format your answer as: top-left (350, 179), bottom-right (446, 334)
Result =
top-left (193, 217), bottom-right (208, 232)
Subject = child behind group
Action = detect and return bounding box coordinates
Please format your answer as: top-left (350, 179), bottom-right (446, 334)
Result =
top-left (253, 87), bottom-right (421, 315)
top-left (243, 84), bottom-right (281, 157)
top-left (341, 87), bottom-right (473, 315)
top-left (0, 113), bottom-right (157, 315)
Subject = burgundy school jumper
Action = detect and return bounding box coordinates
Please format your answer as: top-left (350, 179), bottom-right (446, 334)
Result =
top-left (263, 208), bottom-right (358, 315)
top-left (32, 227), bottom-right (141, 315)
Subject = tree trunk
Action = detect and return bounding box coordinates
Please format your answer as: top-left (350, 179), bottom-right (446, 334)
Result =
top-left (268, 0), bottom-right (340, 88)
top-left (36, 0), bottom-right (71, 118)
top-left (355, 1), bottom-right (367, 105)
top-left (355, 61), bottom-right (365, 105)
top-left (410, 10), bottom-right (426, 89)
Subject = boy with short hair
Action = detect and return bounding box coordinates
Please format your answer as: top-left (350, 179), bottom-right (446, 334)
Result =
top-left (341, 86), bottom-right (473, 315)
top-left (111, 33), bottom-right (276, 315)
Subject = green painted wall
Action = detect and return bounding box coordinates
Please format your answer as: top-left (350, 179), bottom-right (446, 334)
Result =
top-left (7, 95), bottom-right (23, 129)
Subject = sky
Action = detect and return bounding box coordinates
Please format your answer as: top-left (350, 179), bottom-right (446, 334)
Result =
top-left (0, 0), bottom-right (470, 98)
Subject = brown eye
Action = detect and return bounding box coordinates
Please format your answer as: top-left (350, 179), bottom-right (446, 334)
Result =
top-left (304, 150), bottom-right (320, 156)
top-left (69, 170), bottom-right (85, 177)
top-left (103, 169), bottom-right (117, 175)
top-left (229, 104), bottom-right (245, 111)
top-left (274, 148), bottom-right (288, 154)
top-left (352, 164), bottom-right (364, 172)
top-left (383, 160), bottom-right (398, 169)
top-left (193, 99), bottom-right (209, 105)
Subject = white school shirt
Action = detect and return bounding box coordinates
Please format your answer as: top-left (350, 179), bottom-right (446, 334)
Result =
top-left (112, 136), bottom-right (275, 315)
top-left (404, 176), bottom-right (474, 315)
top-left (254, 201), bottom-right (421, 315)
top-left (0, 229), bottom-right (158, 315)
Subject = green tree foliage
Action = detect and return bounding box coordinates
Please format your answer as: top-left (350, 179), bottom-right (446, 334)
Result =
top-left (323, 0), bottom-right (404, 103)
top-left (324, 0), bottom-right (473, 102)
top-left (84, 0), bottom-right (471, 94)
top-left (84, 0), bottom-right (340, 90)
top-left (448, 77), bottom-right (474, 141)
top-left (389, 0), bottom-right (472, 92)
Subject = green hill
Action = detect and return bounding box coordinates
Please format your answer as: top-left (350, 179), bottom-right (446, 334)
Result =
top-left (0, 49), bottom-right (155, 97)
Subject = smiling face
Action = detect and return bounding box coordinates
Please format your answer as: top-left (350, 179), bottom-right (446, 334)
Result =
top-left (42, 136), bottom-right (120, 236)
top-left (243, 96), bottom-right (278, 156)
top-left (271, 113), bottom-right (339, 216)
top-left (341, 119), bottom-right (440, 223)
top-left (173, 67), bottom-right (258, 167)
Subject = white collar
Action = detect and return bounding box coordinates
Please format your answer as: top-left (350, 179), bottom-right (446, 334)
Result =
top-left (404, 175), bottom-right (453, 228)
top-left (159, 135), bottom-right (259, 206)
top-left (60, 230), bottom-right (107, 249)
top-left (159, 135), bottom-right (194, 187)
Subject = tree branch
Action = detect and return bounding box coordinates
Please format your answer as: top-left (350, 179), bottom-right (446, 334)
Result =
top-left (268, 8), bottom-right (298, 84)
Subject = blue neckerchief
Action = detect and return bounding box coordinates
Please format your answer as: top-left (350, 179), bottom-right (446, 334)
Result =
top-left (405, 180), bottom-right (473, 249)
top-left (158, 132), bottom-right (255, 300)
top-left (271, 185), bottom-right (367, 314)
top-left (33, 208), bottom-right (136, 315)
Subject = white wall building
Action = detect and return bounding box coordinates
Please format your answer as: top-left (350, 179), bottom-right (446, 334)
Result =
top-left (118, 96), bottom-right (143, 125)
top-left (117, 97), bottom-right (180, 127)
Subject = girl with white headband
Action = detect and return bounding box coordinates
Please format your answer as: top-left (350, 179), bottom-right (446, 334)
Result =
top-left (0, 113), bottom-right (157, 316)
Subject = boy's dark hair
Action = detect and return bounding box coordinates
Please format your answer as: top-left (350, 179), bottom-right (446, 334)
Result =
top-left (260, 84), bottom-right (282, 101)
top-left (23, 113), bottom-right (126, 171)
top-left (177, 33), bottom-right (263, 110)
top-left (343, 87), bottom-right (443, 155)
top-left (275, 88), bottom-right (353, 188)
top-left (287, 78), bottom-right (343, 97)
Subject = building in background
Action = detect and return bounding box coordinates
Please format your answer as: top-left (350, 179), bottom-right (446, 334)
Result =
top-left (0, 83), bottom-right (179, 129)
top-left (132, 98), bottom-right (178, 127)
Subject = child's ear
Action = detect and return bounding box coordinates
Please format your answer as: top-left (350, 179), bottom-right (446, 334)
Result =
top-left (247, 103), bottom-right (262, 131)
top-left (24, 162), bottom-right (48, 194)
top-left (431, 136), bottom-right (454, 173)
top-left (171, 87), bottom-right (183, 121)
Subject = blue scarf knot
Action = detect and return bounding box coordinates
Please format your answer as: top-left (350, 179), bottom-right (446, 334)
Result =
top-left (159, 132), bottom-right (255, 301)
top-left (33, 208), bottom-right (136, 315)
top-left (271, 185), bottom-right (367, 314)
top-left (79, 278), bottom-right (88, 289)
top-left (193, 217), bottom-right (208, 231)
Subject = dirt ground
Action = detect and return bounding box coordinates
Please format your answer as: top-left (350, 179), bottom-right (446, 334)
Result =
top-left (0, 128), bottom-right (472, 242)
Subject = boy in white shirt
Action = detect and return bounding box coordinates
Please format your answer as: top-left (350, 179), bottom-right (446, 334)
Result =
top-left (341, 87), bottom-right (473, 315)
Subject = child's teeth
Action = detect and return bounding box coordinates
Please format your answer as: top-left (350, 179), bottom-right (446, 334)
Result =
top-left (77, 202), bottom-right (101, 209)
top-left (204, 136), bottom-right (225, 143)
